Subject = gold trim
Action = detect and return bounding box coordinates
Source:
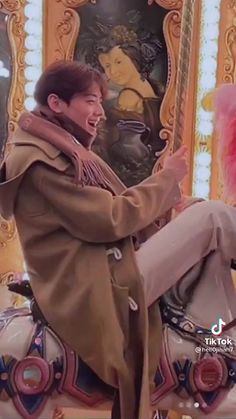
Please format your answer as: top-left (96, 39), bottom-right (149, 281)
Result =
top-left (153, 0), bottom-right (183, 10)
top-left (56, 0), bottom-right (88, 6)
top-left (0, 271), bottom-right (15, 286)
top-left (160, 9), bottom-right (182, 145)
top-left (0, 219), bottom-right (16, 247)
top-left (222, 0), bottom-right (236, 84)
top-left (55, 8), bottom-right (79, 61)
top-left (172, 0), bottom-right (195, 151)
top-left (0, 0), bottom-right (26, 141)
top-left (0, 1), bottom-right (25, 308)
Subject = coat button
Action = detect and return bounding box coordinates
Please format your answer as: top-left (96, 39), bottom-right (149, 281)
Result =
top-left (106, 247), bottom-right (122, 260)
top-left (128, 297), bottom-right (138, 311)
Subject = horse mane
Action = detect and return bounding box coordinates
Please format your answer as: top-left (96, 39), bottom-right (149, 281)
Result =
top-left (215, 84), bottom-right (236, 202)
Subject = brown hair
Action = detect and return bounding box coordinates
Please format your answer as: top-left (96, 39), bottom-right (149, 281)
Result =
top-left (34, 61), bottom-right (108, 106)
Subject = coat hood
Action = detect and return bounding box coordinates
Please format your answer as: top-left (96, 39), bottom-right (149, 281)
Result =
top-left (0, 127), bottom-right (61, 220)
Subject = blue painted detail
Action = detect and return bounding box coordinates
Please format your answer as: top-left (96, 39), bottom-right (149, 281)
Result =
top-left (0, 356), bottom-right (17, 398)
top-left (18, 393), bottom-right (45, 415)
top-left (173, 359), bottom-right (192, 393)
top-left (154, 366), bottom-right (165, 387)
top-left (75, 358), bottom-right (114, 397)
top-left (27, 324), bottom-right (44, 357)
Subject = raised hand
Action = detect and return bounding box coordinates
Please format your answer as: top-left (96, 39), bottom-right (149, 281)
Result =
top-left (163, 145), bottom-right (188, 183)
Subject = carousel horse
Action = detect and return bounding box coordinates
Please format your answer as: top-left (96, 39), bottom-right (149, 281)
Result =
top-left (0, 254), bottom-right (235, 419)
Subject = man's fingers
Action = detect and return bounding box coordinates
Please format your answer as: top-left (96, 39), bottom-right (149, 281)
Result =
top-left (175, 145), bottom-right (188, 157)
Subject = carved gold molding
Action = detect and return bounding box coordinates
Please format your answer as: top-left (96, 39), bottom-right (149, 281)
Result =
top-left (153, 0), bottom-right (183, 11)
top-left (56, 0), bottom-right (88, 6)
top-left (0, 216), bottom-right (24, 307)
top-left (0, 0), bottom-right (26, 140)
top-left (0, 1), bottom-right (25, 308)
top-left (160, 8), bottom-right (182, 145)
top-left (222, 0), bottom-right (236, 84)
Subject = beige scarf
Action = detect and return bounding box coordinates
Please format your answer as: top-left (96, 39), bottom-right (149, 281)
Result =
top-left (18, 107), bottom-right (112, 191)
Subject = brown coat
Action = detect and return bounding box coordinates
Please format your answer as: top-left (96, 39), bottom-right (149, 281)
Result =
top-left (0, 127), bottom-right (181, 418)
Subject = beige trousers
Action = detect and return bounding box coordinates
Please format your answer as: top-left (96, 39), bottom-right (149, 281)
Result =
top-left (135, 201), bottom-right (236, 307)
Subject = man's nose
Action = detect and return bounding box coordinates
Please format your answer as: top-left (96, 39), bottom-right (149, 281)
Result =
top-left (95, 103), bottom-right (106, 120)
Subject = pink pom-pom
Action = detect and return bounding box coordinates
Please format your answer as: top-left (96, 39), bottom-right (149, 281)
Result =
top-left (215, 84), bottom-right (236, 201)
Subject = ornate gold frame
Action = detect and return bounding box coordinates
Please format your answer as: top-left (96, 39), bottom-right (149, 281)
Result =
top-left (0, 0), bottom-right (26, 296)
top-left (0, 0), bottom-right (26, 139)
top-left (45, 0), bottom-right (184, 148)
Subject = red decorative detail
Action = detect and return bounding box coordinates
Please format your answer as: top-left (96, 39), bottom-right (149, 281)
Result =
top-left (193, 357), bottom-right (224, 392)
top-left (14, 356), bottom-right (50, 395)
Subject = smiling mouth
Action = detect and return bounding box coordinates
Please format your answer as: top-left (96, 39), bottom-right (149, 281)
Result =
top-left (88, 121), bottom-right (99, 128)
top-left (87, 121), bottom-right (99, 134)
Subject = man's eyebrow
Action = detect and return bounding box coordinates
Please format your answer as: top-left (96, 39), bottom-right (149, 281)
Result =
top-left (84, 93), bottom-right (103, 101)
top-left (84, 93), bottom-right (100, 98)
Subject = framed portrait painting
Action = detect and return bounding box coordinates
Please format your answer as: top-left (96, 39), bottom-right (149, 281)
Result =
top-left (45, 0), bottom-right (184, 186)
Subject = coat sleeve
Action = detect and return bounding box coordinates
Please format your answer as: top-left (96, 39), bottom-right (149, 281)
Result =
top-left (33, 163), bottom-right (181, 243)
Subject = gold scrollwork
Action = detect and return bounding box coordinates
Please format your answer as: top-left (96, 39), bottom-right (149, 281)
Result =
top-left (56, 0), bottom-right (88, 7)
top-left (160, 9), bottom-right (181, 144)
top-left (1, 0), bottom-right (26, 138)
top-left (0, 218), bottom-right (16, 247)
top-left (224, 25), bottom-right (236, 83)
top-left (0, 271), bottom-right (25, 309)
top-left (0, 271), bottom-right (15, 285)
top-left (152, 0), bottom-right (183, 10)
top-left (0, 0), bottom-right (21, 12)
top-left (222, 0), bottom-right (236, 83)
top-left (55, 8), bottom-right (80, 61)
top-left (0, 1), bottom-right (25, 308)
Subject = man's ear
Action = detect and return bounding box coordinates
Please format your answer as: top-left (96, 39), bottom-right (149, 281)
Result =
top-left (47, 94), bottom-right (64, 114)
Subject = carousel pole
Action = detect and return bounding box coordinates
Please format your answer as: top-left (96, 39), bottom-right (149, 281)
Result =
top-left (156, 1), bottom-right (196, 419)
top-left (172, 0), bottom-right (195, 153)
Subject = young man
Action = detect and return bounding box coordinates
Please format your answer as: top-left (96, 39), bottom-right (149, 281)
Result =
top-left (0, 61), bottom-right (236, 419)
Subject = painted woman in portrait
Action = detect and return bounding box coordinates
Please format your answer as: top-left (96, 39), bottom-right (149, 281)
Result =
top-left (76, 3), bottom-right (168, 185)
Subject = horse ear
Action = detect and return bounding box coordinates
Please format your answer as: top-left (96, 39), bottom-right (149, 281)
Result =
top-left (8, 278), bottom-right (33, 299)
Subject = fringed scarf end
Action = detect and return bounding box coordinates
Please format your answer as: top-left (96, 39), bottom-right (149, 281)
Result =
top-left (71, 150), bottom-right (112, 190)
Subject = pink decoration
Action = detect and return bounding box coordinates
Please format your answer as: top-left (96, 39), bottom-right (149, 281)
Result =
top-left (13, 356), bottom-right (50, 395)
top-left (214, 84), bottom-right (236, 202)
top-left (193, 357), bottom-right (223, 392)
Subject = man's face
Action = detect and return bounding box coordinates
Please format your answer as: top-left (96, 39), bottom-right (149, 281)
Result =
top-left (49, 82), bottom-right (105, 138)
